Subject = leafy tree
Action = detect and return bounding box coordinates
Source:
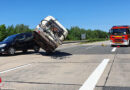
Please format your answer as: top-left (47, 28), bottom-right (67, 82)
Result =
top-left (0, 24), bottom-right (7, 41)
top-left (0, 24), bottom-right (108, 42)
top-left (0, 24), bottom-right (32, 41)
top-left (66, 26), bottom-right (109, 40)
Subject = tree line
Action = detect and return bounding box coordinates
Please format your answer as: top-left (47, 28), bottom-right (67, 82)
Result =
top-left (0, 24), bottom-right (109, 41)
top-left (0, 24), bottom-right (32, 41)
top-left (66, 26), bottom-right (109, 40)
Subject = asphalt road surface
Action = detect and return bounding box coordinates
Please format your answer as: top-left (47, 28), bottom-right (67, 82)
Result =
top-left (0, 41), bottom-right (130, 90)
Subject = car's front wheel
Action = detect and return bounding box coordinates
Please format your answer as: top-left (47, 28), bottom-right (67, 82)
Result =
top-left (8, 47), bottom-right (15, 55)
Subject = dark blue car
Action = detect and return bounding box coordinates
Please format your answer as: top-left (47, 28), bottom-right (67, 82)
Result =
top-left (0, 32), bottom-right (40, 55)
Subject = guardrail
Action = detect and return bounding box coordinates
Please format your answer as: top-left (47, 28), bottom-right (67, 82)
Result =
top-left (63, 40), bottom-right (89, 44)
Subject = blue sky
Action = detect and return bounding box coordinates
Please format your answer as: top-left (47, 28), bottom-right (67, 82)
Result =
top-left (0, 0), bottom-right (130, 31)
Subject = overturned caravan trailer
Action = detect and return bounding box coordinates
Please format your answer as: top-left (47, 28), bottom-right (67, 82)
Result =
top-left (33, 16), bottom-right (68, 53)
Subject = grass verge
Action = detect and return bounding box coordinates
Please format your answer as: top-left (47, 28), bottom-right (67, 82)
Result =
top-left (80, 38), bottom-right (109, 44)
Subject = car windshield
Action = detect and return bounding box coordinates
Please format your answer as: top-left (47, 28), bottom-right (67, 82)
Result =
top-left (110, 29), bottom-right (129, 35)
top-left (3, 35), bottom-right (17, 42)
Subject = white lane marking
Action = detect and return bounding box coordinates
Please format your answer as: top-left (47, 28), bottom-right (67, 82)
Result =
top-left (0, 64), bottom-right (31, 74)
top-left (79, 59), bottom-right (110, 90)
top-left (86, 46), bottom-right (96, 50)
top-left (111, 47), bottom-right (117, 52)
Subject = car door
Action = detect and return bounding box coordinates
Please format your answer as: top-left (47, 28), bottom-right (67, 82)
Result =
top-left (15, 34), bottom-right (26, 50)
top-left (24, 33), bottom-right (34, 49)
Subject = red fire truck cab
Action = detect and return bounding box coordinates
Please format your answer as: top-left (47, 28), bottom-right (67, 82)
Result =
top-left (110, 26), bottom-right (130, 46)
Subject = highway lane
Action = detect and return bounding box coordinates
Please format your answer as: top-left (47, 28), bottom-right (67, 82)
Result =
top-left (96, 45), bottom-right (130, 90)
top-left (0, 41), bottom-right (129, 90)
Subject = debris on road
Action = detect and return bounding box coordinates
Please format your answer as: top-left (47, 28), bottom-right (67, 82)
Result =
top-left (101, 43), bottom-right (106, 47)
top-left (33, 16), bottom-right (68, 53)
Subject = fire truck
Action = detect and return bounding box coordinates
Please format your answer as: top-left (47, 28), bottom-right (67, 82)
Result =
top-left (110, 26), bottom-right (130, 46)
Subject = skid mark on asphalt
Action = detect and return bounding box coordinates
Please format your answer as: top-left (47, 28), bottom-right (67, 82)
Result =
top-left (0, 64), bottom-right (31, 74)
top-left (79, 59), bottom-right (110, 90)
top-left (86, 46), bottom-right (96, 50)
top-left (4, 81), bottom-right (82, 86)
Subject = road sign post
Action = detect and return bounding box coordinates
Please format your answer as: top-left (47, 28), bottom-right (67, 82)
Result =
top-left (81, 34), bottom-right (86, 40)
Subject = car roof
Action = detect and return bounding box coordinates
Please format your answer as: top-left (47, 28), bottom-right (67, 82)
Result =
top-left (19, 32), bottom-right (32, 35)
top-left (8, 34), bottom-right (20, 37)
top-left (8, 32), bottom-right (32, 38)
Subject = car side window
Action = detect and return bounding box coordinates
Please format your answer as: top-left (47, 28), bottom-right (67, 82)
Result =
top-left (16, 35), bottom-right (25, 41)
top-left (25, 33), bottom-right (33, 41)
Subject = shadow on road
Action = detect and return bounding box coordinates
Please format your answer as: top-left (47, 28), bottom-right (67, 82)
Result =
top-left (0, 51), bottom-right (72, 60)
top-left (0, 51), bottom-right (38, 57)
top-left (39, 51), bottom-right (72, 59)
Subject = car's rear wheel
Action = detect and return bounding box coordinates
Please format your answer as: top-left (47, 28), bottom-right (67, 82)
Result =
top-left (34, 46), bottom-right (40, 53)
top-left (8, 47), bottom-right (15, 55)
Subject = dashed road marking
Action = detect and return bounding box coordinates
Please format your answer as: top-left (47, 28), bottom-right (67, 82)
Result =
top-left (111, 47), bottom-right (117, 52)
top-left (0, 64), bottom-right (31, 74)
top-left (79, 59), bottom-right (110, 90)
